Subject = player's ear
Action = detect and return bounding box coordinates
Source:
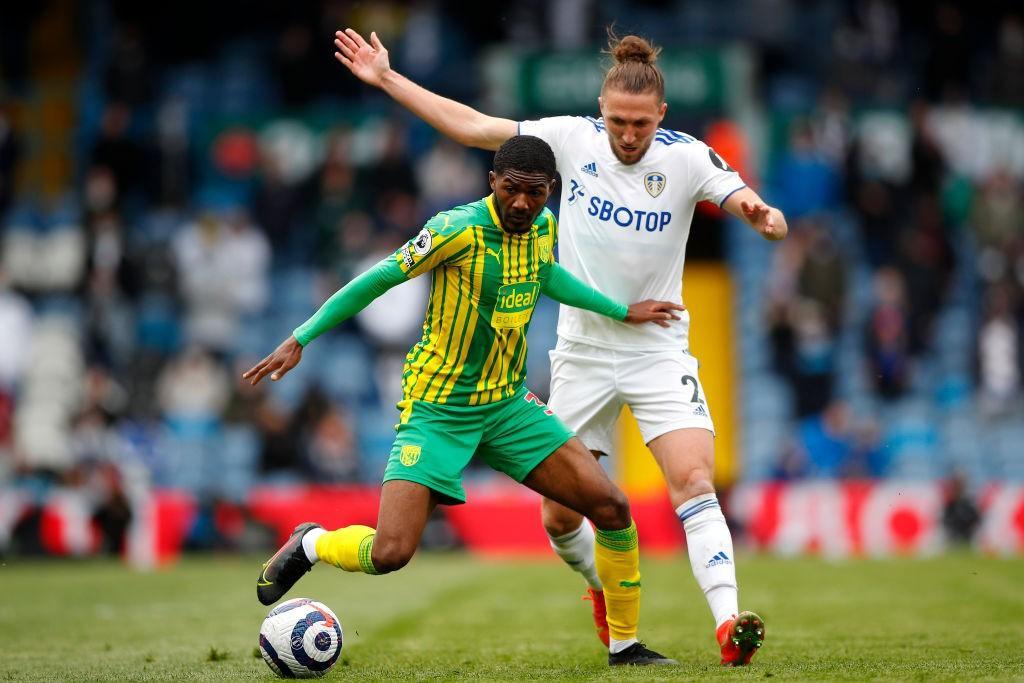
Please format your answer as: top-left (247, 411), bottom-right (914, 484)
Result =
top-left (597, 96), bottom-right (604, 116)
top-left (657, 101), bottom-right (668, 121)
top-left (488, 170), bottom-right (497, 191)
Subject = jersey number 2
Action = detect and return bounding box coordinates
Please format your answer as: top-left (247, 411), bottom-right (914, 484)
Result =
top-left (681, 375), bottom-right (705, 404)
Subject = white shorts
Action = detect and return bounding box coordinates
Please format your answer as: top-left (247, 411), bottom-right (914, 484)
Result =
top-left (548, 338), bottom-right (715, 455)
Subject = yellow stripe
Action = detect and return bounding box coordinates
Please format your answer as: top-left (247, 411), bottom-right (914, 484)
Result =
top-left (423, 267), bottom-right (463, 402)
top-left (407, 272), bottom-right (448, 400)
top-left (474, 337), bottom-right (501, 405)
top-left (438, 229), bottom-right (485, 403)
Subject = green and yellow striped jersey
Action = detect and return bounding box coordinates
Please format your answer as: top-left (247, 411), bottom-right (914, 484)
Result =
top-left (395, 195), bottom-right (558, 407)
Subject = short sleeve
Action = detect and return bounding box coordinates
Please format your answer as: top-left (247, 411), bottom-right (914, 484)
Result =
top-left (692, 142), bottom-right (747, 207)
top-left (518, 116), bottom-right (579, 158)
top-left (394, 216), bottom-right (473, 278)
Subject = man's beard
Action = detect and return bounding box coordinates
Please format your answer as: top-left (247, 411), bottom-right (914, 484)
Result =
top-left (608, 136), bottom-right (652, 165)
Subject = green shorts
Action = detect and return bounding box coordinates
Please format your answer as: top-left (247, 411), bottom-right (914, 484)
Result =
top-left (383, 386), bottom-right (574, 504)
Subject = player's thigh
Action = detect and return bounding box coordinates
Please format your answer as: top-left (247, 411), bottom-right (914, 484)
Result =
top-left (548, 341), bottom-right (621, 454)
top-left (476, 387), bottom-right (575, 485)
top-left (620, 351), bottom-right (716, 444)
top-left (520, 436), bottom-right (629, 530)
top-left (540, 448), bottom-right (603, 535)
top-left (383, 399), bottom-right (482, 505)
top-left (647, 427), bottom-right (716, 506)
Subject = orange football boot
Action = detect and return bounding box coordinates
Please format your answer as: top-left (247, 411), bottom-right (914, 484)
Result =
top-left (716, 611), bottom-right (765, 666)
top-left (583, 588), bottom-right (610, 647)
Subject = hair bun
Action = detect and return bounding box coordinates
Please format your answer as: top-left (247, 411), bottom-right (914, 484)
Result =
top-left (611, 35), bottom-right (659, 65)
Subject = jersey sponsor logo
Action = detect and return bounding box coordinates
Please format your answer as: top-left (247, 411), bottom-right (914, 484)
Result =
top-left (486, 247), bottom-right (502, 263)
top-left (644, 171), bottom-right (666, 198)
top-left (492, 281), bottom-right (539, 329)
top-left (538, 235), bottom-right (552, 263)
top-left (586, 195), bottom-right (672, 232)
top-left (412, 228), bottom-right (432, 255)
top-left (581, 161), bottom-right (599, 177)
top-left (400, 445), bottom-right (421, 466)
top-left (566, 178), bottom-right (586, 205)
top-left (708, 148), bottom-right (736, 172)
top-left (400, 245), bottom-right (414, 268)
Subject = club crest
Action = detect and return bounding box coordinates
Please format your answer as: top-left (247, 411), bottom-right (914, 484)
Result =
top-left (644, 172), bottom-right (666, 198)
top-left (538, 235), bottom-right (552, 263)
top-left (400, 445), bottom-right (421, 466)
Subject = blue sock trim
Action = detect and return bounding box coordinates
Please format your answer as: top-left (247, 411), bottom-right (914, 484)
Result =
top-left (677, 498), bottom-right (720, 522)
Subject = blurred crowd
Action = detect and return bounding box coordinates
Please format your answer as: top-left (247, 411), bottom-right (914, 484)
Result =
top-left (0, 1), bottom-right (1021, 553)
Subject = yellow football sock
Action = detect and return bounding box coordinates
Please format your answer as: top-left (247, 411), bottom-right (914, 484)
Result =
top-left (314, 525), bottom-right (380, 575)
top-left (594, 520), bottom-right (641, 642)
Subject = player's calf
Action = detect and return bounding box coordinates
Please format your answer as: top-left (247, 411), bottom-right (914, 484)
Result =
top-left (369, 533), bottom-right (416, 574)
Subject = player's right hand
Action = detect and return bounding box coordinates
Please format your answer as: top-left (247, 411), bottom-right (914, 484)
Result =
top-left (624, 300), bottom-right (686, 328)
top-left (243, 336), bottom-right (304, 385)
top-left (334, 28), bottom-right (390, 87)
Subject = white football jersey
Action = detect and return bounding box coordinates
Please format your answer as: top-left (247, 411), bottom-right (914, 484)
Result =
top-left (519, 116), bottom-right (746, 351)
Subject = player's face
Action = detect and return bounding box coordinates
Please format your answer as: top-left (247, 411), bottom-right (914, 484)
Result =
top-left (488, 170), bottom-right (554, 234)
top-left (598, 89), bottom-right (667, 165)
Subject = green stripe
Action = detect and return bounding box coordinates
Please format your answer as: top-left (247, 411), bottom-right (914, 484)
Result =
top-left (405, 242), bottom-right (472, 275)
top-left (595, 522), bottom-right (638, 552)
top-left (358, 533), bottom-right (380, 575)
top-left (434, 230), bottom-right (480, 400)
top-left (422, 266), bottom-right (453, 401)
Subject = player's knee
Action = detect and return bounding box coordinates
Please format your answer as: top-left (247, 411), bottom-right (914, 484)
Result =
top-left (681, 468), bottom-right (715, 500)
top-left (541, 499), bottom-right (584, 537)
top-left (589, 488), bottom-right (631, 530)
top-left (370, 538), bottom-right (415, 574)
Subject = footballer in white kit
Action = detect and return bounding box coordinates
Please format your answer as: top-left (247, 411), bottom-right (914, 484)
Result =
top-left (519, 115), bottom-right (742, 452)
top-left (334, 27), bottom-right (787, 666)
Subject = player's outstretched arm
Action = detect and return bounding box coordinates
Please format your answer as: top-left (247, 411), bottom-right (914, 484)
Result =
top-left (541, 262), bottom-right (684, 327)
top-left (722, 187), bottom-right (788, 241)
top-left (334, 28), bottom-right (516, 151)
top-left (243, 335), bottom-right (303, 385)
top-left (242, 258), bottom-right (408, 385)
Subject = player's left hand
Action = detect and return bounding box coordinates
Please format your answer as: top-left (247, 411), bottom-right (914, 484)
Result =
top-left (243, 336), bottom-right (304, 385)
top-left (624, 300), bottom-right (686, 328)
top-left (741, 200), bottom-right (787, 241)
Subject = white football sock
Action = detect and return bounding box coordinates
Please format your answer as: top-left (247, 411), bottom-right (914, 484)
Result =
top-left (547, 520), bottom-right (603, 590)
top-left (609, 637), bottom-right (638, 654)
top-left (677, 494), bottom-right (739, 628)
top-left (302, 527), bottom-right (326, 564)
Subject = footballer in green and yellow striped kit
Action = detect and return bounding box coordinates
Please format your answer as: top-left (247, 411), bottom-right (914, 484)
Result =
top-left (292, 192), bottom-right (627, 503)
top-left (250, 136), bottom-right (681, 662)
top-left (399, 194), bottom-right (563, 409)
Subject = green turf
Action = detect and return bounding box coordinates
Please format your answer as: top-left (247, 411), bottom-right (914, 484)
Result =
top-left (0, 552), bottom-right (1021, 681)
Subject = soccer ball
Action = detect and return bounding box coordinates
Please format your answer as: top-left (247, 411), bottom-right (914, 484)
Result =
top-left (258, 598), bottom-right (343, 678)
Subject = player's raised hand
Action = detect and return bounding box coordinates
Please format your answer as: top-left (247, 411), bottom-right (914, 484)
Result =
top-left (624, 300), bottom-right (686, 328)
top-left (243, 336), bottom-right (304, 385)
top-left (334, 29), bottom-right (390, 87)
top-left (741, 200), bottom-right (787, 241)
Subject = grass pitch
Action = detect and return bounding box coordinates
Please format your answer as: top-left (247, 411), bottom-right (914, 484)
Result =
top-left (0, 551), bottom-right (1021, 681)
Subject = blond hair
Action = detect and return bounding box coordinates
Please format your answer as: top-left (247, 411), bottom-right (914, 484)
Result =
top-left (602, 31), bottom-right (665, 100)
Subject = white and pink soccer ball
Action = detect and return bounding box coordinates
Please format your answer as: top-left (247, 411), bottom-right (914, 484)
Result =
top-left (259, 598), bottom-right (343, 678)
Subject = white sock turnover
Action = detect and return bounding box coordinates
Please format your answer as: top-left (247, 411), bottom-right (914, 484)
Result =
top-left (609, 637), bottom-right (638, 654)
top-left (547, 520), bottom-right (603, 590)
top-left (301, 527), bottom-right (326, 564)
